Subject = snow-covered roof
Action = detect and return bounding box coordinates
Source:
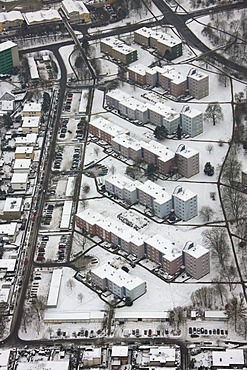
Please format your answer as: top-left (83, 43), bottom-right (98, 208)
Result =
top-left (137, 180), bottom-right (171, 204)
top-left (0, 100), bottom-right (14, 112)
top-left (112, 134), bottom-right (142, 151)
top-left (106, 89), bottom-right (130, 102)
top-left (145, 234), bottom-right (181, 262)
top-left (0, 349), bottom-right (10, 368)
top-left (114, 311), bottom-right (170, 319)
top-left (106, 174), bottom-right (140, 192)
top-left (15, 146), bottom-right (33, 154)
top-left (134, 27), bottom-right (154, 38)
top-left (23, 9), bottom-right (61, 25)
top-left (112, 346), bottom-right (128, 357)
top-left (93, 262), bottom-right (145, 291)
top-left (183, 243), bottom-right (209, 259)
top-left (83, 347), bottom-right (101, 360)
top-left (15, 133), bottom-right (37, 145)
top-left (176, 145), bottom-right (199, 159)
top-left (204, 310), bottom-right (227, 320)
top-left (3, 197), bottom-right (23, 213)
top-left (0, 287), bottom-right (10, 303)
top-left (47, 268), bottom-right (63, 307)
top-left (65, 177), bottom-right (75, 197)
top-left (0, 222), bottom-right (17, 236)
top-left (22, 116), bottom-right (40, 128)
top-left (128, 64), bottom-right (147, 76)
top-left (181, 105), bottom-right (202, 118)
top-left (149, 346), bottom-right (175, 364)
top-left (60, 201), bottom-right (73, 230)
top-left (44, 311), bottom-right (105, 322)
top-left (188, 69), bottom-right (208, 81)
top-left (156, 32), bottom-right (181, 47)
top-left (0, 92), bottom-right (15, 101)
top-left (120, 96), bottom-right (148, 113)
top-left (212, 349), bottom-right (244, 367)
top-left (0, 41), bottom-right (17, 53)
top-left (22, 102), bottom-right (41, 113)
top-left (101, 37), bottom-right (137, 55)
top-left (173, 187), bottom-right (197, 202)
top-left (0, 11), bottom-right (23, 23)
top-left (27, 56), bottom-right (39, 80)
top-left (16, 361), bottom-right (70, 370)
top-left (76, 209), bottom-right (102, 225)
top-left (13, 158), bottom-right (31, 171)
top-left (148, 103), bottom-right (179, 122)
top-left (0, 259), bottom-right (16, 272)
top-left (90, 116), bottom-right (129, 137)
top-left (11, 172), bottom-right (28, 184)
top-left (141, 140), bottom-right (175, 161)
top-left (161, 67), bottom-right (187, 84)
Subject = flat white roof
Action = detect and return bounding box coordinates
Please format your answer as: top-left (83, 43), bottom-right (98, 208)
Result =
top-left (0, 11), bottom-right (23, 23)
top-left (0, 222), bottom-right (17, 236)
top-left (47, 269), bottom-right (63, 307)
top-left (11, 172), bottom-right (28, 184)
top-left (181, 105), bottom-right (202, 118)
top-left (93, 262), bottom-right (145, 290)
top-left (145, 234), bottom-right (181, 262)
top-left (76, 209), bottom-right (102, 225)
top-left (65, 177), bottom-right (75, 197)
top-left (3, 197), bottom-right (23, 213)
top-left (184, 243), bottom-right (209, 259)
top-left (0, 287), bottom-right (10, 303)
top-left (128, 64), bottom-right (147, 76)
top-left (212, 349), bottom-right (244, 367)
top-left (106, 89), bottom-right (130, 102)
top-left (23, 102), bottom-right (41, 113)
top-left (106, 174), bottom-right (141, 192)
top-left (0, 259), bottom-right (16, 272)
top-left (149, 103), bottom-right (180, 122)
top-left (112, 134), bottom-right (142, 151)
top-left (204, 310), bottom-right (227, 319)
top-left (173, 186), bottom-right (197, 202)
top-left (0, 349), bottom-right (11, 368)
top-left (101, 37), bottom-right (136, 55)
top-left (22, 116), bottom-right (40, 127)
top-left (0, 41), bottom-right (17, 53)
top-left (161, 67), bottom-right (187, 84)
top-left (141, 140), bottom-right (175, 161)
top-left (112, 346), bottom-right (128, 357)
top-left (90, 117), bottom-right (129, 137)
top-left (23, 9), bottom-right (61, 25)
top-left (15, 146), bottom-right (33, 154)
top-left (27, 56), bottom-right (39, 80)
top-left (83, 347), bottom-right (101, 360)
top-left (44, 311), bottom-right (105, 322)
top-left (16, 361), bottom-right (70, 370)
top-left (120, 96), bottom-right (148, 113)
top-left (15, 133), bottom-right (37, 145)
top-left (13, 158), bottom-right (31, 171)
top-left (188, 69), bottom-right (208, 81)
top-left (150, 346), bottom-right (175, 363)
top-left (60, 201), bottom-right (73, 229)
top-left (176, 146), bottom-right (199, 159)
top-left (114, 311), bottom-right (169, 319)
top-left (137, 180), bottom-right (171, 205)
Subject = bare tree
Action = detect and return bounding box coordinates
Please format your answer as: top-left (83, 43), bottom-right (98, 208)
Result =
top-left (66, 279), bottom-right (75, 290)
top-left (212, 277), bottom-right (227, 306)
top-left (202, 228), bottom-right (229, 268)
top-left (77, 293), bottom-right (84, 302)
top-left (204, 103), bottom-right (224, 125)
top-left (221, 146), bottom-right (242, 186)
top-left (82, 183), bottom-right (90, 194)
top-left (222, 186), bottom-right (247, 225)
top-left (206, 144), bottom-right (213, 154)
top-left (110, 165), bottom-right (116, 175)
top-left (199, 206), bottom-right (215, 222)
top-left (94, 147), bottom-right (100, 157)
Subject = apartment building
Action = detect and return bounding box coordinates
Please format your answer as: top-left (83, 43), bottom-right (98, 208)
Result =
top-left (105, 174), bottom-right (141, 205)
top-left (134, 27), bottom-right (182, 60)
top-left (75, 209), bottom-right (101, 235)
top-left (111, 346), bottom-right (129, 370)
top-left (21, 116), bottom-right (40, 133)
top-left (175, 144), bottom-right (200, 178)
top-left (11, 173), bottom-right (28, 191)
top-left (61, 0), bottom-right (90, 23)
top-left (23, 9), bottom-right (62, 26)
top-left (144, 234), bottom-right (182, 275)
top-left (187, 68), bottom-right (209, 99)
top-left (180, 105), bottom-right (203, 137)
top-left (89, 116), bottom-right (129, 144)
top-left (183, 242), bottom-right (210, 279)
top-left (22, 102), bottom-right (41, 117)
top-left (13, 159), bottom-right (31, 173)
top-left (2, 197), bottom-right (23, 220)
top-left (141, 140), bottom-right (175, 174)
top-left (0, 41), bottom-right (19, 74)
top-left (160, 67), bottom-right (187, 97)
top-left (127, 64), bottom-right (147, 85)
top-left (100, 37), bottom-right (137, 64)
top-left (119, 97), bottom-right (149, 123)
top-left (136, 180), bottom-right (172, 218)
top-left (91, 262), bottom-right (146, 301)
top-left (15, 146), bottom-right (34, 160)
top-left (172, 186), bottom-right (198, 221)
top-left (82, 348), bottom-right (101, 367)
top-left (148, 103), bottom-right (180, 134)
top-left (105, 89), bottom-right (131, 110)
top-left (0, 11), bottom-right (23, 32)
top-left (111, 134), bottom-right (142, 161)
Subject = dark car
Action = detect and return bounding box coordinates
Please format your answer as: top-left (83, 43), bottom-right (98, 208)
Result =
top-left (191, 333), bottom-right (199, 338)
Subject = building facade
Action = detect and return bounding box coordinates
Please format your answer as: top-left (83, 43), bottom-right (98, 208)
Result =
top-left (183, 242), bottom-right (210, 279)
top-left (100, 37), bottom-right (137, 64)
top-left (187, 69), bottom-right (209, 99)
top-left (175, 144), bottom-right (200, 178)
top-left (172, 186), bottom-right (198, 221)
top-left (0, 41), bottom-right (19, 74)
top-left (180, 105), bottom-right (203, 137)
